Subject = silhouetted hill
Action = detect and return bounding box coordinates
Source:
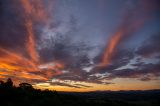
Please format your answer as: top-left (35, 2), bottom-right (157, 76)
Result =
top-left (0, 78), bottom-right (160, 106)
top-left (59, 90), bottom-right (160, 101)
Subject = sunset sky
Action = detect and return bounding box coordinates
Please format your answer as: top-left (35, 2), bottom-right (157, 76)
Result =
top-left (0, 0), bottom-right (160, 92)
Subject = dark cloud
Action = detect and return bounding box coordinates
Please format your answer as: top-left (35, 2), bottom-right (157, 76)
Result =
top-left (91, 49), bottom-right (134, 74)
top-left (74, 84), bottom-right (92, 88)
top-left (136, 33), bottom-right (160, 57)
top-left (54, 69), bottom-right (113, 85)
top-left (0, 0), bottom-right (28, 55)
top-left (140, 77), bottom-right (152, 81)
top-left (104, 63), bottom-right (160, 81)
top-left (50, 82), bottom-right (81, 88)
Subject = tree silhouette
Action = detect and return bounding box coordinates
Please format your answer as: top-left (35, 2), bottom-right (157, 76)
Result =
top-left (19, 83), bottom-right (33, 90)
top-left (0, 80), bottom-right (5, 88)
top-left (5, 78), bottom-right (13, 88)
top-left (0, 78), bottom-right (159, 106)
top-left (0, 80), bottom-right (5, 85)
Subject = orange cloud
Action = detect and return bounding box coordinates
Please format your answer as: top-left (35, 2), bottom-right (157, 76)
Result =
top-left (20, 0), bottom-right (53, 64)
top-left (99, 31), bottom-right (123, 67)
top-left (98, 1), bottom-right (153, 68)
top-left (20, 0), bottom-right (49, 23)
top-left (0, 47), bottom-right (64, 82)
top-left (0, 0), bottom-right (64, 81)
top-left (24, 19), bottom-right (39, 63)
top-left (0, 48), bottom-right (38, 71)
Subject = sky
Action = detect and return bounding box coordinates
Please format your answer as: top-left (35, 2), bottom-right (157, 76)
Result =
top-left (0, 0), bottom-right (160, 92)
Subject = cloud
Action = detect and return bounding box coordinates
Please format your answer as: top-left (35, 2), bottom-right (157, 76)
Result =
top-left (0, 0), bottom-right (62, 83)
top-left (97, 0), bottom-right (157, 68)
top-left (74, 84), bottom-right (92, 88)
top-left (91, 49), bottom-right (134, 74)
top-left (136, 33), bottom-right (160, 57)
top-left (50, 82), bottom-right (82, 88)
top-left (105, 63), bottom-right (160, 81)
top-left (54, 69), bottom-right (114, 85)
top-left (0, 0), bottom-right (159, 90)
top-left (0, 0), bottom-right (27, 55)
top-left (49, 78), bottom-right (93, 88)
top-left (0, 0), bottom-right (99, 86)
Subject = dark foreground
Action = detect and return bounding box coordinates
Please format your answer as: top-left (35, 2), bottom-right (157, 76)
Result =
top-left (0, 79), bottom-right (160, 106)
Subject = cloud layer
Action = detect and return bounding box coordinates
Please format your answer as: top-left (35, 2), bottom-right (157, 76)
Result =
top-left (0, 0), bottom-right (160, 90)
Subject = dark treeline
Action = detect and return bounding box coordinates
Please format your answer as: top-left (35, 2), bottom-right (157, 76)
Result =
top-left (0, 78), bottom-right (160, 106)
